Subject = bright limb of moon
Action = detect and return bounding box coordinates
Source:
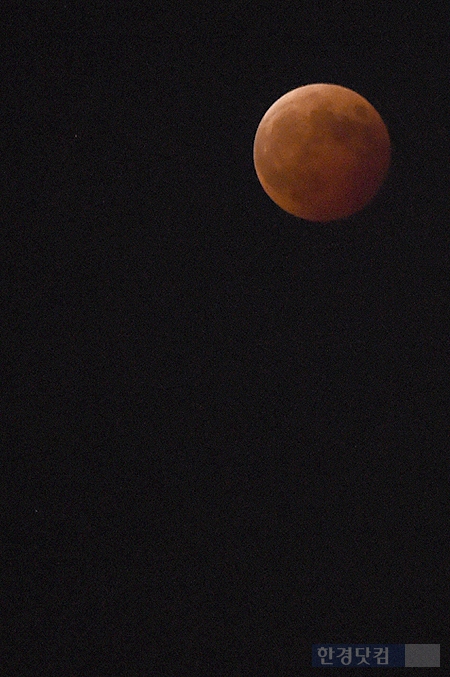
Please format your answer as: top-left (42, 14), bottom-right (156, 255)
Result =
top-left (253, 84), bottom-right (391, 222)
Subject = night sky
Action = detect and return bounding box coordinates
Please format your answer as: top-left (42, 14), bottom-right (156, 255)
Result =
top-left (3, 2), bottom-right (449, 674)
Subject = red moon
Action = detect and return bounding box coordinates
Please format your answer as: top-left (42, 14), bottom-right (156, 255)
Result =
top-left (253, 84), bottom-right (391, 222)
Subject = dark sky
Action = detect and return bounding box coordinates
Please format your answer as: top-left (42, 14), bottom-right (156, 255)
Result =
top-left (3, 2), bottom-right (449, 674)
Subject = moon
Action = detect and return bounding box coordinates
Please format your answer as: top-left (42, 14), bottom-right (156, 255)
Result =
top-left (253, 84), bottom-right (391, 221)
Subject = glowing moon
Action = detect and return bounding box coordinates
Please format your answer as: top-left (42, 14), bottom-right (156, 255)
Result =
top-left (253, 84), bottom-right (391, 221)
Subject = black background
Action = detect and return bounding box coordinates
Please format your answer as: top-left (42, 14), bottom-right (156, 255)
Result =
top-left (3, 1), bottom-right (449, 674)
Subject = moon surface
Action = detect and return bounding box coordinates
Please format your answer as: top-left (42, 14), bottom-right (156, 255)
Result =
top-left (253, 84), bottom-right (391, 221)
